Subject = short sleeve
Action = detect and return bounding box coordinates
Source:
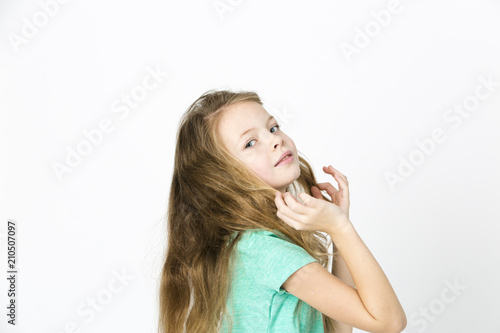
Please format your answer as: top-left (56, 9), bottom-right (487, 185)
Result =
top-left (236, 229), bottom-right (319, 294)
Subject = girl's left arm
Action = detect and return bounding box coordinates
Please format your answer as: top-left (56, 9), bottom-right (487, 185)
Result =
top-left (330, 245), bottom-right (355, 333)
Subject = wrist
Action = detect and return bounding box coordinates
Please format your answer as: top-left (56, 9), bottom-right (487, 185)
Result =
top-left (326, 217), bottom-right (353, 240)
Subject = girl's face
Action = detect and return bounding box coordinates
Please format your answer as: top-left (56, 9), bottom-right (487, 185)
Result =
top-left (217, 101), bottom-right (300, 193)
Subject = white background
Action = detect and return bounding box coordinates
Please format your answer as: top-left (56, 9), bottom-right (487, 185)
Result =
top-left (1, 0), bottom-right (499, 332)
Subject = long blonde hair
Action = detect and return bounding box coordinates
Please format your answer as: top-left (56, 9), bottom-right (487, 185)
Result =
top-left (158, 88), bottom-right (337, 332)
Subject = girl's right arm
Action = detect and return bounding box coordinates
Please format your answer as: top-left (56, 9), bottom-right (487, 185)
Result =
top-left (275, 167), bottom-right (406, 333)
top-left (285, 219), bottom-right (407, 333)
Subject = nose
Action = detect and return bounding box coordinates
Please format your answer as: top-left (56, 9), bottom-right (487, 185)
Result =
top-left (271, 133), bottom-right (282, 150)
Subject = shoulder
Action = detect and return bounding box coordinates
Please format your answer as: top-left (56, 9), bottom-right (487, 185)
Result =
top-left (241, 228), bottom-right (291, 241)
top-left (232, 229), bottom-right (319, 293)
top-left (233, 228), bottom-right (317, 270)
top-left (236, 228), bottom-right (293, 252)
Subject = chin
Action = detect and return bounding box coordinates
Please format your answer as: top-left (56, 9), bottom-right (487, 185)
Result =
top-left (281, 171), bottom-right (300, 191)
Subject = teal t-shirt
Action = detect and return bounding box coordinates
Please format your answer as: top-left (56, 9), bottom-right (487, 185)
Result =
top-left (219, 229), bottom-right (324, 333)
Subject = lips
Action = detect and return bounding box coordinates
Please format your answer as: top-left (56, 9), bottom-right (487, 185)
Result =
top-left (275, 150), bottom-right (293, 167)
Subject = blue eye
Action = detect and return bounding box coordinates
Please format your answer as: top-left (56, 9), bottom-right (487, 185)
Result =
top-left (244, 124), bottom-right (280, 149)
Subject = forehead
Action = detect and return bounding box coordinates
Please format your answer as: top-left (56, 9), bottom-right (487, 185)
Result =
top-left (217, 101), bottom-right (270, 150)
top-left (220, 100), bottom-right (267, 122)
top-left (218, 101), bottom-right (269, 133)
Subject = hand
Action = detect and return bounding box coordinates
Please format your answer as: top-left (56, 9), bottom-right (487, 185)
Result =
top-left (313, 165), bottom-right (350, 219)
top-left (274, 165), bottom-right (350, 235)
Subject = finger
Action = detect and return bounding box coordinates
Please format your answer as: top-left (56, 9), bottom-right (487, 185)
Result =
top-left (324, 165), bottom-right (349, 186)
top-left (297, 191), bottom-right (318, 207)
top-left (322, 165), bottom-right (345, 180)
top-left (274, 192), bottom-right (307, 223)
top-left (316, 182), bottom-right (339, 198)
top-left (282, 192), bottom-right (312, 215)
top-left (310, 186), bottom-right (323, 200)
top-left (276, 209), bottom-right (303, 231)
top-left (322, 165), bottom-right (349, 192)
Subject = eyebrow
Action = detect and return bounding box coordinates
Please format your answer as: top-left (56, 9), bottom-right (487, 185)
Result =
top-left (239, 115), bottom-right (275, 141)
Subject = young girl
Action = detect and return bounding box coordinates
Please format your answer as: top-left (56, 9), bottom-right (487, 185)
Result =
top-left (158, 89), bottom-right (406, 333)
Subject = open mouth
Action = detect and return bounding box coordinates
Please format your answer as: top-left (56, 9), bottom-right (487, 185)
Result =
top-left (275, 152), bottom-right (293, 166)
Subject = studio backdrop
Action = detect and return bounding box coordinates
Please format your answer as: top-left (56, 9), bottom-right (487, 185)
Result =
top-left (1, 0), bottom-right (499, 332)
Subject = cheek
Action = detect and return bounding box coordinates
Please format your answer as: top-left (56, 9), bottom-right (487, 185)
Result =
top-left (281, 131), bottom-right (291, 141)
top-left (246, 165), bottom-right (272, 185)
top-left (253, 160), bottom-right (271, 176)
top-left (284, 135), bottom-right (296, 150)
top-left (245, 157), bottom-right (267, 175)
